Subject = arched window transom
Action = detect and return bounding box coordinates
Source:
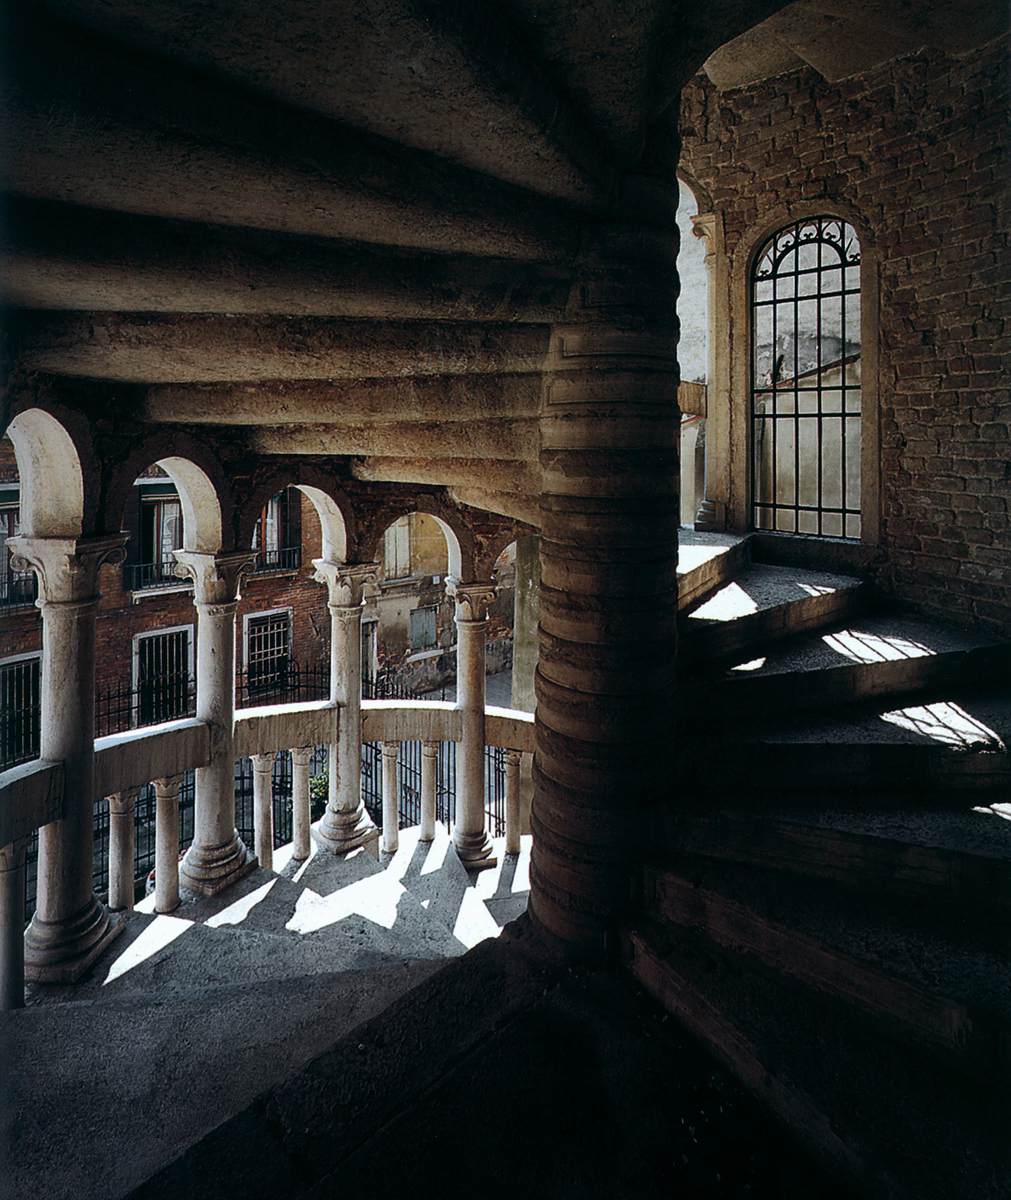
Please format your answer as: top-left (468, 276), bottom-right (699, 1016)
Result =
top-left (751, 216), bottom-right (862, 538)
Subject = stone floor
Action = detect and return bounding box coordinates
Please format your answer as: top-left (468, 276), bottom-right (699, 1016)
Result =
top-left (3, 826), bottom-right (532, 1200)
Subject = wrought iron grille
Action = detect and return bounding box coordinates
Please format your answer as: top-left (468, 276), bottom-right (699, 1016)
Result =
top-left (1, 655), bottom-right (41, 771)
top-left (123, 560), bottom-right (187, 591)
top-left (751, 215), bottom-right (862, 539)
top-left (252, 546), bottom-right (301, 573)
top-left (236, 659), bottom-right (329, 708)
top-left (245, 611), bottom-right (292, 699)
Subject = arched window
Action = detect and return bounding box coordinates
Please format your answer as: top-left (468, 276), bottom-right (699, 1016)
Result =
top-left (751, 216), bottom-right (862, 538)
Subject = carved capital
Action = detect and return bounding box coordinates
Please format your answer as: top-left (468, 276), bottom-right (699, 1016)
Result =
top-left (7, 534), bottom-right (127, 605)
top-left (313, 559), bottom-right (378, 609)
top-left (290, 746), bottom-right (314, 768)
top-left (173, 550), bottom-right (254, 605)
top-left (251, 752), bottom-right (275, 776)
top-left (447, 577), bottom-right (497, 623)
top-left (504, 748), bottom-right (523, 769)
top-left (153, 775), bottom-right (183, 803)
top-left (108, 787), bottom-right (142, 816)
top-left (0, 836), bottom-right (30, 873)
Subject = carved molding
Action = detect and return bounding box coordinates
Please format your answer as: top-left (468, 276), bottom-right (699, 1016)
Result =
top-left (173, 550), bottom-right (255, 605)
top-left (8, 534), bottom-right (127, 605)
top-left (447, 577), bottom-right (497, 622)
top-left (313, 559), bottom-right (378, 609)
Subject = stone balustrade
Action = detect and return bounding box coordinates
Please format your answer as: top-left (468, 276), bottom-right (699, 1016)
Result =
top-left (0, 695), bottom-right (533, 1009)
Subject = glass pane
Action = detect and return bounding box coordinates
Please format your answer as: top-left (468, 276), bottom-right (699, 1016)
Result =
top-left (820, 418), bottom-right (843, 509)
top-left (798, 419), bottom-right (820, 508)
top-left (775, 421), bottom-right (797, 506)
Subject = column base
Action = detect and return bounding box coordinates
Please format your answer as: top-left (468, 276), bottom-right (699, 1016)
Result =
top-left (694, 498), bottom-right (726, 531)
top-left (313, 808), bottom-right (379, 856)
top-left (453, 828), bottom-right (498, 872)
top-left (23, 897), bottom-right (125, 984)
top-left (179, 836), bottom-right (257, 897)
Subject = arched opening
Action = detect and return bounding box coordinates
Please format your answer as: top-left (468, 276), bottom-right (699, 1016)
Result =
top-left (676, 177), bottom-right (710, 528)
top-left (750, 216), bottom-right (863, 538)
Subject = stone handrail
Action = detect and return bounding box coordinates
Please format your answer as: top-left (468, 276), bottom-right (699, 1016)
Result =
top-left (94, 718), bottom-right (212, 798)
top-left (0, 758), bottom-right (63, 847)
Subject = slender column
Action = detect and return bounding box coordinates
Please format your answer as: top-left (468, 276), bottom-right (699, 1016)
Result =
top-left (381, 740), bottom-right (400, 855)
top-left (153, 775), bottom-right (182, 914)
top-left (107, 788), bottom-right (139, 912)
top-left (420, 740), bottom-right (438, 842)
top-left (531, 174), bottom-right (680, 954)
top-left (251, 753), bottom-right (275, 871)
top-left (312, 561), bottom-right (378, 854)
top-left (504, 749), bottom-right (522, 856)
top-left (511, 534), bottom-right (539, 837)
top-left (9, 534), bottom-right (127, 982)
top-left (691, 209), bottom-right (731, 531)
top-left (0, 839), bottom-right (28, 1010)
top-left (290, 747), bottom-right (313, 861)
top-left (173, 551), bottom-right (256, 895)
top-left (448, 579), bottom-right (497, 870)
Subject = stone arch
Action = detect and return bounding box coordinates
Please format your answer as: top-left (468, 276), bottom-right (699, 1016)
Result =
top-left (236, 466), bottom-right (355, 564)
top-left (363, 497), bottom-right (475, 581)
top-left (4, 407), bottom-right (87, 537)
top-left (105, 431), bottom-right (231, 555)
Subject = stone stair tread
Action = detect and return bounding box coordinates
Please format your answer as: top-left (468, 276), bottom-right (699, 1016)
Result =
top-left (720, 610), bottom-right (1006, 679)
top-left (4, 961), bottom-right (445, 1200)
top-left (687, 562), bottom-right (864, 625)
top-left (625, 921), bottom-right (1011, 1200)
top-left (748, 685), bottom-right (1011, 749)
top-left (648, 858), bottom-right (1011, 1026)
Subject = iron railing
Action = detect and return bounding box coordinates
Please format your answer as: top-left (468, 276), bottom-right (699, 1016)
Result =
top-left (1, 656), bottom-right (41, 771)
top-left (252, 546), bottom-right (301, 574)
top-left (95, 672), bottom-right (197, 739)
top-left (235, 661), bottom-right (330, 708)
top-left (124, 560), bottom-right (189, 592)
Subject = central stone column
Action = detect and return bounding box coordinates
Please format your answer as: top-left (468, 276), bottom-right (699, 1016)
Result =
top-left (530, 175), bottom-right (680, 955)
top-left (448, 579), bottom-right (497, 869)
top-left (313, 560), bottom-right (378, 854)
top-left (9, 534), bottom-right (127, 981)
top-left (174, 550), bottom-right (256, 895)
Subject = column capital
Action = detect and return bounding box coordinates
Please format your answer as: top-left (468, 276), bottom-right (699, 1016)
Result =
top-left (173, 550), bottom-right (254, 605)
top-left (251, 752), bottom-right (275, 773)
top-left (0, 837), bottom-right (30, 872)
top-left (504, 748), bottom-right (523, 768)
top-left (447, 578), bottom-right (497, 623)
top-left (313, 559), bottom-right (378, 609)
top-left (290, 746), bottom-right (314, 768)
top-left (108, 787), bottom-right (142, 816)
top-left (8, 534), bottom-right (127, 605)
top-left (153, 775), bottom-right (184, 800)
top-left (381, 739), bottom-right (401, 753)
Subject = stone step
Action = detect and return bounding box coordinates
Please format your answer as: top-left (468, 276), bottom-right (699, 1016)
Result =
top-left (676, 530), bottom-right (751, 613)
top-left (654, 806), bottom-right (1011, 919)
top-left (4, 961), bottom-right (445, 1200)
top-left (681, 563), bottom-right (870, 662)
top-left (624, 921), bottom-right (1010, 1200)
top-left (643, 859), bottom-right (1010, 1079)
top-left (692, 612), bottom-right (1011, 719)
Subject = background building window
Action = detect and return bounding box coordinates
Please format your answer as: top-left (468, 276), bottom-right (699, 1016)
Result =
top-left (252, 489), bottom-right (301, 572)
top-left (409, 605), bottom-right (437, 651)
top-left (133, 627), bottom-right (194, 726)
top-left (384, 516), bottom-right (411, 580)
top-left (0, 653), bottom-right (41, 770)
top-left (246, 610), bottom-right (292, 697)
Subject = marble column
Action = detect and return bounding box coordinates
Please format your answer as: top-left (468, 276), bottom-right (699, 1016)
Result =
top-left (420, 740), bottom-right (438, 842)
top-left (10, 534), bottom-right (127, 982)
top-left (504, 749), bottom-right (522, 856)
top-left (251, 753), bottom-right (275, 871)
top-left (530, 173), bottom-right (680, 954)
top-left (448, 579), bottom-right (497, 870)
top-left (153, 775), bottom-right (182, 914)
top-left (312, 561), bottom-right (378, 854)
top-left (0, 838), bottom-right (28, 1010)
top-left (290, 747), bottom-right (313, 861)
top-left (690, 209), bottom-right (731, 531)
top-left (107, 787), bottom-right (140, 912)
top-left (381, 740), bottom-right (400, 855)
top-left (173, 550), bottom-right (256, 895)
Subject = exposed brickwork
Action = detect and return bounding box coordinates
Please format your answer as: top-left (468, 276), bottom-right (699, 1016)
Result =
top-left (681, 38), bottom-right (1010, 632)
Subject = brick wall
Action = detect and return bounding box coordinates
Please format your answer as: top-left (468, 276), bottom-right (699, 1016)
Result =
top-left (680, 37), bottom-right (1010, 632)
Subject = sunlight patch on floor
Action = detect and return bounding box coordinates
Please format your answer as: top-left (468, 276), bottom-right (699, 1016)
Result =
top-left (880, 701), bottom-right (1005, 749)
top-left (102, 914), bottom-right (193, 985)
top-left (286, 872), bottom-right (404, 933)
top-left (678, 544), bottom-right (729, 573)
top-left (731, 657), bottom-right (767, 672)
top-left (205, 878), bottom-right (278, 928)
top-left (823, 629), bottom-right (937, 663)
top-left (796, 582), bottom-right (837, 598)
top-left (691, 582), bottom-right (759, 623)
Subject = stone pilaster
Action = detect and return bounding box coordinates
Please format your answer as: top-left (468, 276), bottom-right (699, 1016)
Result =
top-left (530, 176), bottom-right (680, 954)
top-left (447, 578), bottom-right (497, 870)
top-left (9, 534), bottom-right (127, 982)
top-left (173, 550), bottom-right (256, 895)
top-left (312, 561), bottom-right (379, 854)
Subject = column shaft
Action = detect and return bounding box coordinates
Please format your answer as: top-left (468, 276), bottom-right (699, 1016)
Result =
top-left (0, 840), bottom-right (27, 1010)
top-left (107, 789), bottom-right (138, 912)
top-left (504, 750), bottom-right (522, 856)
top-left (154, 776), bottom-right (181, 914)
top-left (381, 741), bottom-right (400, 855)
top-left (420, 740), bottom-right (438, 842)
top-left (450, 582), bottom-right (496, 869)
top-left (251, 753), bottom-right (275, 871)
top-left (290, 747), bottom-right (313, 861)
